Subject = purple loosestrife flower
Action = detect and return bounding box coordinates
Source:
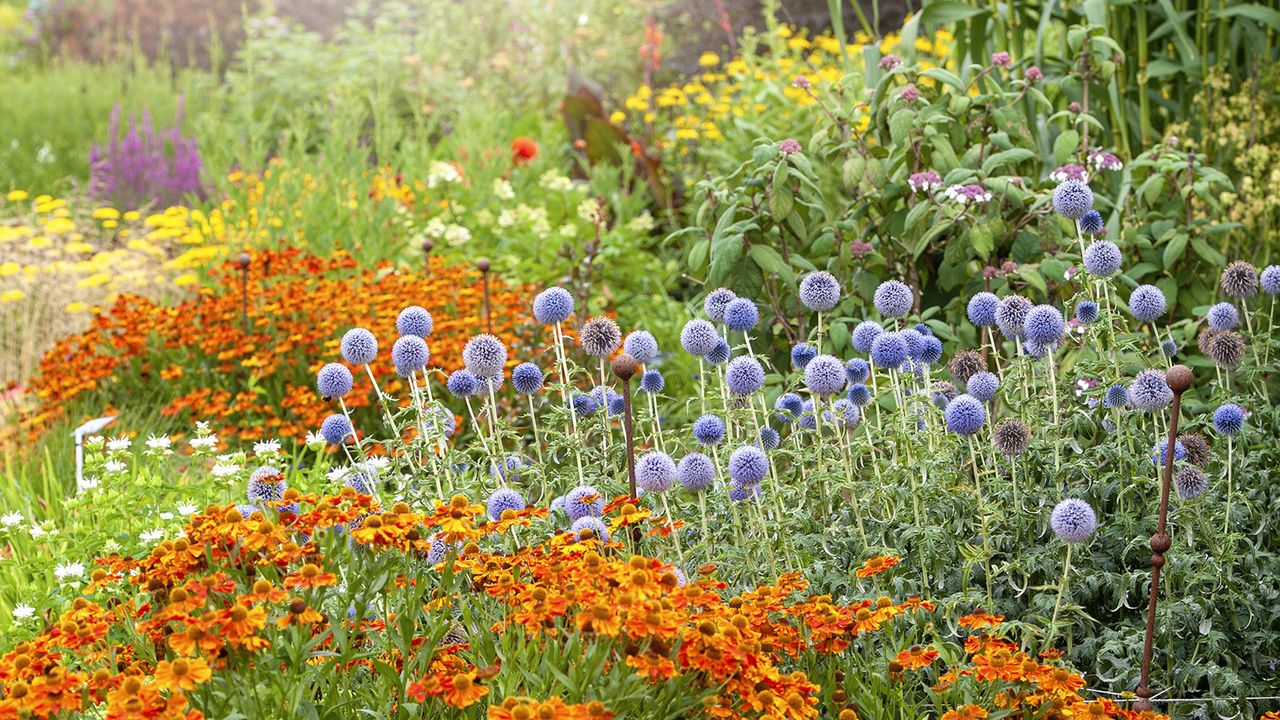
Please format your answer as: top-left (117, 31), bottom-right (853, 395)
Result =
top-left (967, 371), bottom-right (1000, 401)
top-left (681, 320), bottom-right (719, 356)
top-left (1128, 285), bottom-right (1167, 322)
top-left (1024, 305), bottom-right (1066, 347)
top-left (1083, 240), bottom-right (1122, 277)
top-left (511, 362), bottom-right (544, 394)
top-left (845, 358), bottom-right (870, 384)
top-left (705, 339), bottom-right (731, 365)
top-left (341, 328), bottom-right (378, 365)
top-left (677, 453), bottom-right (715, 492)
top-left (1221, 261), bottom-right (1259, 298)
top-left (1076, 301), bottom-right (1099, 324)
top-left (486, 488), bottom-right (526, 520)
top-left (88, 102), bottom-right (205, 210)
top-left (693, 414), bottom-right (726, 445)
top-left (804, 355), bottom-right (847, 395)
top-left (703, 287), bottom-right (737, 322)
top-left (847, 383), bottom-right (871, 406)
top-left (1052, 180), bottom-right (1094, 219)
top-left (1212, 404), bottom-right (1246, 435)
top-left (1050, 499), bottom-right (1098, 542)
top-left (579, 317), bottom-right (621, 358)
top-left (967, 292), bottom-right (999, 327)
top-left (723, 298), bottom-right (759, 332)
top-left (392, 336), bottom-right (430, 377)
top-left (396, 306), bottom-right (434, 338)
top-left (944, 394), bottom-right (986, 435)
top-left (1261, 265), bottom-right (1280, 295)
top-left (446, 369), bottom-right (479, 398)
top-left (728, 445), bottom-right (769, 485)
top-left (870, 332), bottom-right (908, 370)
top-left (908, 170), bottom-right (941, 193)
top-left (1129, 370), bottom-right (1172, 412)
top-left (1049, 164), bottom-right (1089, 183)
top-left (995, 295), bottom-right (1032, 340)
top-left (944, 184), bottom-right (992, 205)
top-left (873, 280), bottom-right (913, 318)
top-left (851, 321), bottom-right (884, 354)
top-left (317, 363), bottom-right (353, 399)
top-left (565, 485), bottom-right (604, 520)
top-left (636, 452), bottom-right (677, 493)
top-left (640, 369), bottom-right (665, 394)
top-left (571, 516), bottom-right (610, 542)
top-left (533, 287), bottom-right (574, 324)
top-left (791, 343), bottom-right (817, 369)
top-left (1078, 210), bottom-right (1104, 235)
top-left (623, 331), bottom-right (659, 364)
top-left (320, 414), bottom-right (352, 445)
top-left (725, 356), bottom-right (765, 395)
top-left (799, 271), bottom-right (841, 311)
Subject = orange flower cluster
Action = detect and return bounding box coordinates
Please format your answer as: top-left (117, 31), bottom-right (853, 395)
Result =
top-left (8, 249), bottom-right (534, 445)
top-left (488, 695), bottom-right (612, 720)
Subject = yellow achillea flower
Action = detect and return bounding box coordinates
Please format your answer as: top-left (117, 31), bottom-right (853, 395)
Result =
top-left (5, 190), bottom-right (28, 202)
top-left (698, 51), bottom-right (720, 67)
top-left (1, 289), bottom-right (25, 303)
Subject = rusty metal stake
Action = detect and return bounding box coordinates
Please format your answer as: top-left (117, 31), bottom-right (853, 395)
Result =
top-left (612, 353), bottom-right (638, 500)
top-left (422, 239), bottom-right (434, 275)
top-left (477, 258), bottom-right (493, 335)
top-left (237, 251), bottom-right (251, 335)
top-left (1134, 364), bottom-right (1193, 711)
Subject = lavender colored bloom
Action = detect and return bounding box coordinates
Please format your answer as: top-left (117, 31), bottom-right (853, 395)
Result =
top-left (1129, 370), bottom-right (1172, 412)
top-left (1207, 303), bottom-right (1238, 331)
top-left (1150, 439), bottom-right (1187, 468)
top-left (317, 363), bottom-right (353, 399)
top-left (851, 321), bottom-right (885, 354)
top-left (967, 372), bottom-right (1000, 401)
top-left (640, 369), bottom-right (665, 394)
top-left (704, 287), bottom-right (737, 322)
top-left (447, 369), bottom-right (479, 398)
top-left (1078, 210), bottom-right (1104, 235)
top-left (805, 354), bottom-right (847, 395)
top-left (1103, 384), bottom-right (1129, 409)
top-left (1083, 240), bottom-right (1122, 277)
top-left (791, 343), bottom-right (817, 369)
top-left (88, 102), bottom-right (205, 210)
top-left (727, 482), bottom-right (762, 504)
top-left (799, 271), bottom-right (841, 311)
top-left (845, 358), bottom-right (870, 384)
top-left (579, 317), bottom-right (621, 358)
top-left (623, 331), bottom-right (659, 364)
top-left (995, 295), bottom-right (1032, 340)
top-left (341, 328), bottom-right (378, 365)
top-left (796, 399), bottom-right (817, 429)
top-left (1076, 301), bottom-right (1099, 324)
top-left (564, 485), bottom-right (604, 520)
top-left (1050, 164), bottom-right (1089, 183)
top-left (728, 445), bottom-right (769, 485)
top-left (870, 332), bottom-right (908, 370)
top-left (1088, 149), bottom-right (1123, 172)
top-left (1128, 285), bottom-right (1167, 322)
top-left (873, 280), bottom-right (913, 318)
top-left (917, 336), bottom-right (944, 366)
top-left (344, 472), bottom-right (376, 496)
top-left (826, 398), bottom-right (861, 428)
top-left (320, 414), bottom-right (352, 445)
top-left (944, 183), bottom-right (993, 204)
top-left (571, 394), bottom-right (598, 417)
top-left (1261, 265), bottom-right (1280, 295)
top-left (396, 306), bottom-right (434, 338)
top-left (944, 394), bottom-right (986, 434)
top-left (705, 339), bottom-right (731, 365)
top-left (247, 465), bottom-right (285, 503)
top-left (681, 319), bottom-right (719, 356)
top-left (571, 516), bottom-right (610, 542)
top-left (392, 335), bottom-right (430, 377)
top-left (693, 414), bottom-right (726, 446)
top-left (1024, 305), bottom-right (1066, 346)
top-left (636, 452), bottom-right (677, 493)
top-left (724, 298), bottom-right (760, 332)
top-left (726, 356), bottom-right (765, 395)
top-left (533, 287), bottom-right (575, 324)
top-left (677, 453), bottom-right (716, 492)
top-left (775, 393), bottom-right (804, 420)
top-left (846, 383), bottom-right (871, 406)
top-left (967, 292), bottom-right (999, 327)
top-left (908, 170), bottom-right (942, 193)
top-left (1050, 499), bottom-right (1098, 543)
top-left (901, 328), bottom-right (925, 359)
top-left (486, 487), bottom-right (526, 520)
top-left (1052, 180), bottom-right (1094, 220)
top-left (778, 138), bottom-right (803, 155)
top-left (1212, 404), bottom-right (1245, 435)
top-left (511, 362), bottom-right (544, 394)
top-left (758, 427), bottom-right (781, 450)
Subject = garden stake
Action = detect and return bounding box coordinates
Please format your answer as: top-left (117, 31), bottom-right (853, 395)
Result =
top-left (422, 239), bottom-right (434, 275)
top-left (237, 251), bottom-right (251, 335)
top-left (1134, 363), bottom-right (1192, 712)
top-left (477, 258), bottom-right (493, 335)
top-left (612, 353), bottom-right (638, 500)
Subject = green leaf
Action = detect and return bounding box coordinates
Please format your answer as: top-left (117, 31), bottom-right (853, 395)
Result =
top-left (920, 67), bottom-right (965, 90)
top-left (770, 184), bottom-right (795, 219)
top-left (968, 225), bottom-right (994, 260)
top-left (709, 233), bottom-right (744, 285)
top-left (920, 0), bottom-right (986, 25)
top-left (1162, 233), bottom-right (1188, 268)
top-left (828, 321), bottom-right (851, 353)
top-left (981, 148), bottom-right (1037, 175)
top-left (1215, 4), bottom-right (1280, 30)
top-left (889, 108), bottom-right (915, 146)
top-left (1052, 130), bottom-right (1080, 165)
top-left (1190, 237), bottom-right (1226, 266)
top-left (688, 238), bottom-right (710, 272)
top-left (904, 199), bottom-right (934, 232)
top-left (748, 244), bottom-right (795, 283)
top-left (1018, 266), bottom-right (1048, 296)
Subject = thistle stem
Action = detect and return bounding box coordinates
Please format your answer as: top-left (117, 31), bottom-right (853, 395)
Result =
top-left (1043, 543), bottom-right (1073, 653)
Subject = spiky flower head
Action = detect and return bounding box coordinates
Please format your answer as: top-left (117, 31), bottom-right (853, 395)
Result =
top-left (428, 407), bottom-right (456, 438)
top-left (804, 354), bottom-right (847, 395)
top-left (392, 336), bottom-right (430, 377)
top-left (578, 317), bottom-right (621, 358)
top-left (341, 328), bottom-right (378, 365)
top-left (640, 369), bottom-right (665, 394)
top-left (622, 331), bottom-right (659, 364)
top-left (799, 271), bottom-right (841, 311)
top-left (916, 336), bottom-right (944, 365)
top-left (247, 465), bottom-right (285, 503)
top-left (870, 332), bottom-right (908, 370)
top-left (532, 287), bottom-right (574, 324)
top-left (846, 383), bottom-right (871, 406)
top-left (1150, 438), bottom-right (1186, 468)
top-left (571, 394), bottom-right (598, 417)
top-left (636, 452), bottom-right (677, 493)
top-left (705, 339), bottom-right (731, 365)
top-left (703, 287), bottom-right (737, 322)
top-left (511, 362), bottom-right (544, 394)
top-left (1179, 433), bottom-right (1211, 467)
top-left (571, 516), bottom-right (610, 543)
top-left (1221, 261), bottom-right (1259, 298)
top-left (873, 280), bottom-right (913, 318)
top-left (447, 369), bottom-right (479, 398)
top-left (725, 356), bottom-right (765, 395)
top-left (680, 319), bottom-right (719, 356)
top-left (993, 419), bottom-right (1030, 456)
top-left (344, 472), bottom-right (376, 496)
top-left (723, 298), bottom-right (760, 332)
top-left (486, 487), bottom-right (526, 521)
top-left (1050, 499), bottom-right (1098, 542)
top-left (1174, 467), bottom-right (1209, 499)
top-left (845, 358), bottom-right (870, 384)
top-left (1205, 330), bottom-right (1245, 368)
top-left (1078, 210), bottom-right (1104, 235)
top-left (1129, 369), bottom-right (1172, 412)
top-left (851, 320), bottom-right (884, 354)
top-left (1212, 404), bottom-right (1245, 435)
top-left (826, 398), bottom-right (861, 429)
top-left (727, 481), bottom-right (762, 504)
top-left (1160, 340), bottom-right (1178, 359)
top-left (758, 427), bottom-right (781, 450)
top-left (728, 445), bottom-right (769, 486)
top-left (948, 350), bottom-right (986, 385)
top-left (1024, 305), bottom-right (1066, 347)
top-left (677, 453), bottom-right (715, 492)
top-left (589, 386), bottom-right (623, 417)
top-left (1076, 301), bottom-right (1099, 324)
top-left (692, 414), bottom-right (726, 446)
top-left (995, 295), bottom-right (1032, 341)
top-left (967, 292), bottom-right (999, 327)
top-left (1083, 240), bottom-right (1122, 277)
top-left (791, 343), bottom-right (817, 369)
top-left (944, 394), bottom-right (986, 435)
top-left (774, 393), bottom-right (804, 421)
top-left (396, 306), bottom-right (434, 338)
top-left (1051, 179), bottom-right (1094, 219)
top-left (1128, 285), bottom-right (1167, 323)
top-left (320, 414), bottom-right (352, 445)
top-left (1261, 265), bottom-right (1280, 295)
top-left (317, 363), bottom-right (353, 399)
top-left (967, 371), bottom-right (1000, 402)
top-left (1103, 384), bottom-right (1129, 409)
top-left (931, 381), bottom-right (958, 409)
top-left (1207, 302), bottom-right (1238, 331)
top-left (564, 485), bottom-right (604, 520)
top-left (900, 328), bottom-right (925, 358)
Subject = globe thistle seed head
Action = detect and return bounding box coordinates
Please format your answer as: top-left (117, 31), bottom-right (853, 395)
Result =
top-left (1129, 369), bottom-right (1173, 412)
top-left (1050, 498), bottom-right (1098, 542)
top-left (571, 394), bottom-right (598, 417)
top-left (578, 317), bottom-right (621, 358)
top-left (636, 452), bottom-right (677, 493)
top-left (725, 356), bottom-right (765, 395)
top-left (1160, 340), bottom-right (1178, 359)
top-left (247, 465), bottom-right (285, 503)
top-left (791, 343), bottom-right (817, 369)
top-left (1078, 210), bottom-right (1104, 235)
top-left (917, 336), bottom-right (944, 365)
top-left (948, 349), bottom-right (987, 385)
top-left (851, 321), bottom-right (885, 355)
top-left (1128, 285), bottom-right (1167, 323)
top-left (873, 280), bottom-right (914, 318)
top-left (677, 453), bottom-right (716, 492)
top-left (1206, 302), bottom-right (1239, 331)
top-left (1024, 305), bottom-right (1066, 346)
top-left (1206, 330), bottom-right (1245, 368)
top-left (396, 306), bottom-right (434, 338)
top-left (320, 414), bottom-right (353, 445)
top-left (1212, 403), bottom-right (1245, 435)
top-left (967, 371), bottom-right (1001, 401)
top-left (870, 332), bottom-right (909, 370)
top-left (995, 295), bottom-right (1032, 340)
top-left (967, 292), bottom-right (999, 327)
top-left (344, 472), bottom-right (376, 496)
top-left (931, 381), bottom-right (958, 410)
top-left (1150, 439), bottom-right (1186, 468)
top-left (944, 394), bottom-right (986, 435)
top-left (846, 383), bottom-right (871, 406)
top-left (447, 369), bottom-right (479, 398)
top-left (392, 335), bottom-right (430, 377)
top-left (571, 516), bottom-right (611, 543)
top-left (639, 369), bottom-right (665, 394)
top-left (486, 487), bottom-right (526, 521)
top-left (723, 298), bottom-right (760, 332)
top-left (1221, 261), bottom-right (1259, 298)
top-left (1083, 240), bottom-right (1122, 277)
top-left (532, 287), bottom-right (575, 324)
top-left (774, 393), bottom-right (804, 420)
top-left (511, 362), bottom-right (544, 394)
top-left (680, 319), bottom-right (720, 356)
top-left (705, 339), bottom-right (731, 365)
top-left (1178, 433), bottom-right (1212, 467)
top-left (317, 362), bottom-right (354, 399)
top-left (845, 358), bottom-right (870, 384)
top-left (728, 445), bottom-right (769, 485)
top-left (804, 354), bottom-right (848, 395)
top-left (1197, 327), bottom-right (1221, 355)
top-left (622, 331), bottom-right (659, 364)
top-left (703, 287), bottom-right (737, 322)
top-left (799, 271), bottom-right (841, 311)
top-left (1174, 467), bottom-right (1209, 500)
top-left (758, 427), bottom-right (781, 450)
top-left (727, 481), bottom-right (762, 504)
top-left (692, 414), bottom-right (726, 446)
top-left (564, 485), bottom-right (604, 520)
top-left (1076, 301), bottom-right (1099, 324)
top-left (1261, 265), bottom-right (1280, 295)
top-left (1051, 179), bottom-right (1094, 220)
top-left (993, 418), bottom-right (1030, 456)
top-left (1103, 384), bottom-right (1129, 409)
top-left (341, 328), bottom-right (378, 365)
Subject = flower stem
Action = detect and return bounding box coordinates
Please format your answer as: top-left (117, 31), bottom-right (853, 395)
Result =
top-left (1043, 543), bottom-right (1073, 653)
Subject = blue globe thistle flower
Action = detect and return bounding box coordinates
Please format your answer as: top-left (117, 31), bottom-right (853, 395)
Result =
top-left (791, 343), bottom-right (817, 369)
top-left (846, 383), bottom-right (871, 406)
top-left (532, 287), bottom-right (574, 324)
top-left (873, 280), bottom-right (914, 318)
top-left (703, 287), bottom-right (737, 322)
top-left (636, 451), bottom-right (677, 493)
top-left (564, 485), bottom-right (604, 520)
top-left (447, 369), bottom-right (479, 398)
top-left (463, 334), bottom-right (507, 378)
top-left (1103, 384), bottom-right (1129, 409)
top-left (915, 322), bottom-right (933, 336)
top-left (1083, 240), bottom-right (1122, 277)
top-left (1212, 403), bottom-right (1245, 435)
top-left (677, 453), bottom-right (716, 492)
top-left (727, 481), bottom-right (762, 504)
top-left (845, 358), bottom-right (870, 384)
top-left (235, 504), bottom-right (260, 519)
top-left (317, 362), bottom-right (354, 399)
top-left (804, 354), bottom-right (847, 395)
top-left (1024, 305), bottom-right (1066, 347)
top-left (1262, 265), bottom-right (1280, 295)
top-left (869, 332), bottom-right (908, 370)
top-left (758, 427), bottom-right (781, 450)
top-left (995, 295), bottom-right (1032, 340)
top-left (486, 487), bottom-right (526, 521)
top-left (623, 331), bottom-right (659, 364)
top-left (429, 407), bottom-right (456, 438)
top-left (1078, 210), bottom-right (1104, 235)
top-left (967, 292), bottom-right (999, 327)
top-left (341, 328), bottom-right (378, 365)
top-left (571, 516), bottom-right (611, 542)
top-left (916, 336), bottom-right (944, 366)
top-left (589, 386), bottom-right (624, 416)
top-left (799, 271), bottom-right (841, 312)
top-left (396, 306), bottom-right (434, 338)
top-left (1207, 302), bottom-right (1239, 331)
top-left (723, 298), bottom-right (760, 332)
top-left (1050, 498), bottom-right (1098, 542)
top-left (944, 394), bottom-right (986, 435)
top-left (693, 414), bottom-right (726, 446)
top-left (392, 335), bottom-right (430, 377)
top-left (796, 399), bottom-right (817, 429)
top-left (826, 398), bottom-right (861, 428)
top-left (577, 317), bottom-right (621, 358)
top-left (774, 392), bottom-right (804, 421)
top-left (966, 371), bottom-right (1000, 401)
top-left (900, 328), bottom-right (925, 358)
top-left (1051, 179), bottom-right (1094, 220)
top-left (426, 535), bottom-right (460, 565)
top-left (320, 414), bottom-right (353, 445)
top-left (1022, 340), bottom-right (1056, 359)
top-left (1076, 300), bottom-right (1099, 324)
top-left (931, 382), bottom-right (958, 409)
top-left (1175, 467), bottom-right (1209, 499)
top-left (725, 356), bottom-right (765, 395)
top-left (851, 320), bottom-right (884, 354)
top-left (1150, 438), bottom-right (1187, 468)
top-left (511, 362), bottom-right (544, 394)
top-left (490, 455), bottom-right (525, 482)
top-left (680, 319), bottom-right (719, 356)
top-left (1128, 285), bottom-right (1167, 323)
top-left (344, 472), bottom-right (376, 495)
top-left (247, 465), bottom-right (285, 503)
top-left (640, 369), bottom-right (665, 394)
top-left (1129, 369), bottom-right (1172, 412)
top-left (728, 445), bottom-right (769, 485)
top-left (705, 339), bottom-right (731, 365)
top-left (1160, 340), bottom-right (1178, 359)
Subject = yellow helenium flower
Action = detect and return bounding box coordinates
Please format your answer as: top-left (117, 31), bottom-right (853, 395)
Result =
top-left (92, 207), bottom-right (121, 220)
top-left (698, 51), bottom-right (720, 67)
